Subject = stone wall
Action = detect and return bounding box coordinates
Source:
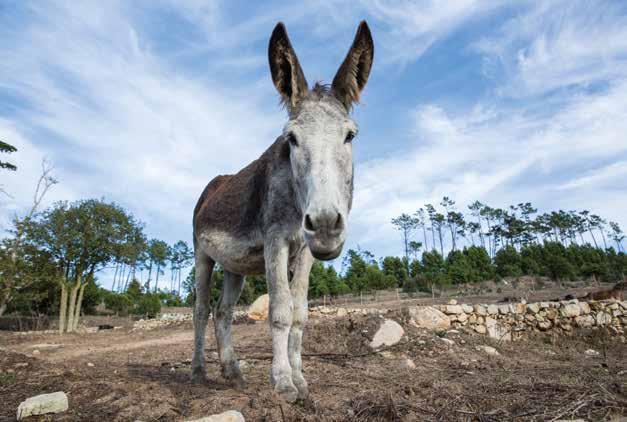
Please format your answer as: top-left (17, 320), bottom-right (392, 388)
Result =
top-left (438, 299), bottom-right (625, 340)
top-left (309, 299), bottom-right (626, 341)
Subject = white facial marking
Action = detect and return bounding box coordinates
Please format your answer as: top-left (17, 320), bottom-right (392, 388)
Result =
top-left (284, 97), bottom-right (354, 256)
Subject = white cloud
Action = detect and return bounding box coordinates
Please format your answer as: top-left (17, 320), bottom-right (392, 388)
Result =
top-left (474, 0), bottom-right (627, 96)
top-left (0, 1), bottom-right (283, 239)
top-left (350, 78), bottom-right (627, 256)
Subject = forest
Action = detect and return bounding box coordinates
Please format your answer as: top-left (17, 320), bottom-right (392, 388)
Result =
top-left (1, 144), bottom-right (626, 328)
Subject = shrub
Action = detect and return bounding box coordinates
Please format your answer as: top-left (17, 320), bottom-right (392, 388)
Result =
top-left (103, 292), bottom-right (131, 315)
top-left (134, 294), bottom-right (161, 318)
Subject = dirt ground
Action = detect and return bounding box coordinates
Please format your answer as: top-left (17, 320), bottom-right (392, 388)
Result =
top-left (1, 310), bottom-right (626, 422)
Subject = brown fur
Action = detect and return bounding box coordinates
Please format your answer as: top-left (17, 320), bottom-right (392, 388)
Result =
top-left (193, 137), bottom-right (285, 239)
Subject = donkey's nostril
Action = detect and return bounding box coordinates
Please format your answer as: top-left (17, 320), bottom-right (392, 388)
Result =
top-left (304, 214), bottom-right (315, 232)
top-left (334, 213), bottom-right (343, 231)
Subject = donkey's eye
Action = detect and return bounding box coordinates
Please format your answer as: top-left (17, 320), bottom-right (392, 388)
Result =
top-left (345, 131), bottom-right (355, 143)
top-left (286, 132), bottom-right (298, 147)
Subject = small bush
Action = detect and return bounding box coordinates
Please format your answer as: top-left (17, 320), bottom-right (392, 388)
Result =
top-left (103, 292), bottom-right (131, 316)
top-left (134, 294), bottom-right (161, 318)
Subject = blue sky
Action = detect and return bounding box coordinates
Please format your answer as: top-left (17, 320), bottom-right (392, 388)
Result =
top-left (1, 1), bottom-right (627, 286)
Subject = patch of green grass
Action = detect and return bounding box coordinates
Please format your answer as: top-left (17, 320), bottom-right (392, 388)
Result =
top-left (0, 372), bottom-right (16, 385)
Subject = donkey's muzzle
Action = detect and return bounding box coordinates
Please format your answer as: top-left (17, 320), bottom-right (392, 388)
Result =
top-left (303, 209), bottom-right (346, 260)
top-left (310, 241), bottom-right (344, 261)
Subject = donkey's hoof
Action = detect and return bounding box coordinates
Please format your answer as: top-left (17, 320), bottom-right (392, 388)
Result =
top-left (191, 369), bottom-right (207, 385)
top-left (222, 365), bottom-right (246, 389)
top-left (292, 374), bottom-right (309, 399)
top-left (294, 382), bottom-right (309, 399)
top-left (273, 381), bottom-right (299, 403)
top-left (226, 374), bottom-right (247, 390)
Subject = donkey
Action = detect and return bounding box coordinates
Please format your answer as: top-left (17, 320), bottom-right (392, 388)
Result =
top-left (191, 21), bottom-right (373, 402)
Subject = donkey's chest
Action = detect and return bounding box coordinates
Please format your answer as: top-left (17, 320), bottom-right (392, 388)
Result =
top-left (198, 229), bottom-right (266, 275)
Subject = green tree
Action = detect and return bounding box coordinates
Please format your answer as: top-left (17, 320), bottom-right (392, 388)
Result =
top-left (421, 250), bottom-right (449, 295)
top-left (381, 256), bottom-right (408, 286)
top-left (27, 199), bottom-right (142, 333)
top-left (391, 213), bottom-right (418, 275)
top-left (446, 250), bottom-right (471, 284)
top-left (147, 239), bottom-right (169, 292)
top-left (494, 245), bottom-right (522, 278)
top-left (463, 246), bottom-right (495, 282)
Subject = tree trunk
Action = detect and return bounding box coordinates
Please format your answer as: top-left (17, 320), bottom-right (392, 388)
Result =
top-left (72, 283), bottom-right (86, 331)
top-left (177, 269), bottom-right (182, 296)
top-left (422, 225), bottom-right (429, 254)
top-left (66, 280), bottom-right (80, 333)
top-left (0, 288), bottom-right (11, 317)
top-left (588, 229), bottom-right (598, 249)
top-left (155, 264), bottom-right (160, 292)
top-left (600, 230), bottom-right (608, 250)
top-left (112, 263), bottom-right (119, 292)
top-left (146, 260), bottom-right (153, 291)
top-left (58, 283), bottom-right (68, 334)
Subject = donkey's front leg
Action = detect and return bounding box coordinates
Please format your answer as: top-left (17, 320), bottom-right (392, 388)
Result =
top-left (265, 236), bottom-right (298, 402)
top-left (288, 246), bottom-right (313, 399)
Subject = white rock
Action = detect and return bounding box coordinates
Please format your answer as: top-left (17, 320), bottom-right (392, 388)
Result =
top-left (185, 410), bottom-right (245, 422)
top-left (407, 307), bottom-right (450, 330)
top-left (448, 299), bottom-right (458, 305)
top-left (474, 324), bottom-right (487, 334)
top-left (336, 308), bottom-right (348, 318)
top-left (526, 303), bottom-right (540, 314)
top-left (247, 294), bottom-right (269, 321)
top-left (485, 317), bottom-right (511, 341)
top-left (476, 345), bottom-right (500, 356)
top-left (578, 302), bottom-right (591, 314)
top-left (560, 303), bottom-right (581, 318)
top-left (17, 392), bottom-right (69, 420)
top-left (439, 337), bottom-right (455, 346)
top-left (473, 305), bottom-right (487, 316)
top-left (87, 362), bottom-right (94, 367)
top-left (461, 304), bottom-right (473, 313)
top-left (369, 319), bottom-right (404, 349)
top-left (457, 313), bottom-right (468, 323)
top-left (596, 312), bottom-right (612, 326)
top-left (32, 350), bottom-right (40, 356)
top-left (584, 349), bottom-right (600, 356)
top-left (487, 304), bottom-right (499, 315)
top-left (445, 305), bottom-right (464, 315)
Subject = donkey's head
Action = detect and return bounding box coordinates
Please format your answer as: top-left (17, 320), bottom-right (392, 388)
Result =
top-left (269, 22), bottom-right (373, 260)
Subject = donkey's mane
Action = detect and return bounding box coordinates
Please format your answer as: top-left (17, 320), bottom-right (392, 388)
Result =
top-left (310, 82), bottom-right (331, 98)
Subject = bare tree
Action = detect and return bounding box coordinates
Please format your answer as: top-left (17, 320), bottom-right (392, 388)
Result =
top-left (0, 159), bottom-right (57, 316)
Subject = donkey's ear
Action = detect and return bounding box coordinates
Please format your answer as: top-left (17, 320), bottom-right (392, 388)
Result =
top-left (268, 22), bottom-right (308, 111)
top-left (332, 21), bottom-right (374, 110)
